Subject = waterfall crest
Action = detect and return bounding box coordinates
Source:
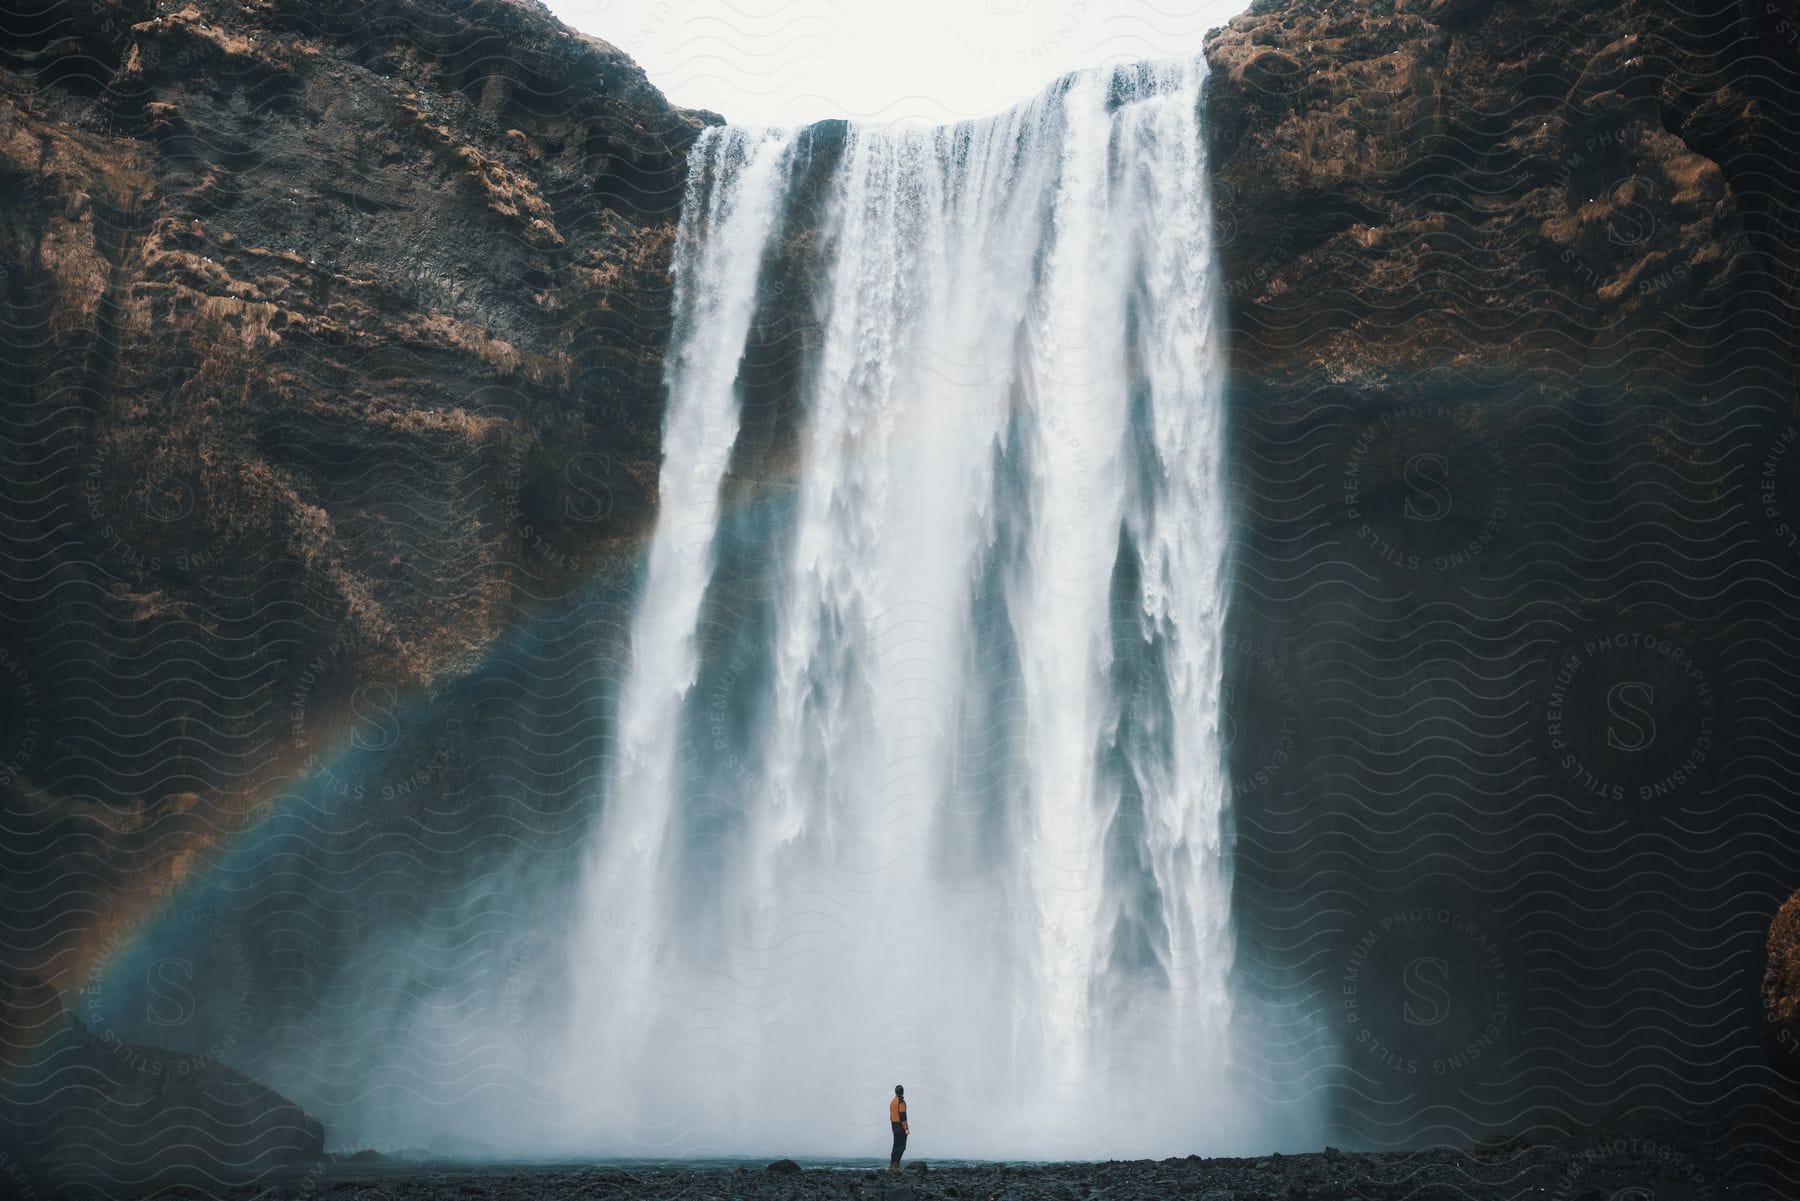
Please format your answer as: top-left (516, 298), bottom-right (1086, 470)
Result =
top-left (562, 55), bottom-right (1238, 1159)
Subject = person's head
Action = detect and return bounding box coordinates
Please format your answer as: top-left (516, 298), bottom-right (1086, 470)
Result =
top-left (895, 1085), bottom-right (904, 1098)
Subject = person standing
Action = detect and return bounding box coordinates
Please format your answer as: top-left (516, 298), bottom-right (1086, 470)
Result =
top-left (887, 1084), bottom-right (909, 1172)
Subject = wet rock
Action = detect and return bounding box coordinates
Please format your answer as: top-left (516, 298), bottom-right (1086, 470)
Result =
top-left (0, 0), bottom-right (714, 981)
top-left (0, 975), bottom-right (324, 1186)
top-left (0, 974), bottom-right (66, 1066)
top-left (1203, 0), bottom-right (1797, 1139)
top-left (1763, 889), bottom-right (1800, 1066)
top-left (766, 1158), bottom-right (802, 1173)
top-left (1421, 0), bottom-right (1488, 27)
top-left (1203, 0), bottom-right (1787, 393)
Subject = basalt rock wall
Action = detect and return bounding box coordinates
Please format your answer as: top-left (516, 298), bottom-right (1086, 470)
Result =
top-left (0, 0), bottom-right (712, 988)
top-left (1206, 0), bottom-right (1800, 1144)
top-left (4, 0), bottom-right (1800, 1166)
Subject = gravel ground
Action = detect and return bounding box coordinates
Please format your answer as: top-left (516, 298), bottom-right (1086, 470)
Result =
top-left (100, 1109), bottom-right (1789, 1201)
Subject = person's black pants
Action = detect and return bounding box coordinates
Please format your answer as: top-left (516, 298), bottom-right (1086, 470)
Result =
top-left (890, 1123), bottom-right (907, 1165)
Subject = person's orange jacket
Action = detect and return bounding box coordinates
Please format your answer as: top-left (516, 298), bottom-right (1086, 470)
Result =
top-left (889, 1095), bottom-right (908, 1132)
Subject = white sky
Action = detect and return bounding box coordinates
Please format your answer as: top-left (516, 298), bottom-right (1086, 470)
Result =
top-left (544, 0), bottom-right (1255, 127)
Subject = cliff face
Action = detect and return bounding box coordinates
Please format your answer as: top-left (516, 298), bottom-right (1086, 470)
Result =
top-left (1205, 0), bottom-right (1800, 1141)
top-left (1205, 0), bottom-right (1796, 387)
top-left (0, 0), bottom-right (709, 981)
top-left (3, 0), bottom-right (1799, 1161)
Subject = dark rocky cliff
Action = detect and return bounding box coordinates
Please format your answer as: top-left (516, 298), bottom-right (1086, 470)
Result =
top-left (1206, 0), bottom-right (1796, 392)
top-left (0, 0), bottom-right (711, 1174)
top-left (1206, 0), bottom-right (1800, 1143)
top-left (0, 0), bottom-right (710, 983)
top-left (1, 0), bottom-right (1797, 1168)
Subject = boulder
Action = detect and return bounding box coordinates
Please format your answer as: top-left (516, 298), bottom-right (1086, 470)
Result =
top-left (0, 975), bottom-right (324, 1186)
top-left (766, 1158), bottom-right (802, 1173)
top-left (1763, 890), bottom-right (1800, 1067)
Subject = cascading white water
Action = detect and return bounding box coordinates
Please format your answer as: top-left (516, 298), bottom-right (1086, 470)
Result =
top-left (561, 55), bottom-right (1239, 1160)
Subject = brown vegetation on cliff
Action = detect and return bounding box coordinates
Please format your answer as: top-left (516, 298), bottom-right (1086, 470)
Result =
top-left (1764, 891), bottom-right (1800, 1066)
top-left (0, 0), bottom-right (710, 984)
top-left (1204, 0), bottom-right (1796, 389)
top-left (1204, 0), bottom-right (1800, 1137)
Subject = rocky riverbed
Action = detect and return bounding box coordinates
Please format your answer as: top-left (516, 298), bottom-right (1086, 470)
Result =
top-left (70, 1108), bottom-right (1789, 1201)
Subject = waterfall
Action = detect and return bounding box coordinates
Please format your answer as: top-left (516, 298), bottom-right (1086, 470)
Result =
top-left (561, 54), bottom-right (1237, 1160)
